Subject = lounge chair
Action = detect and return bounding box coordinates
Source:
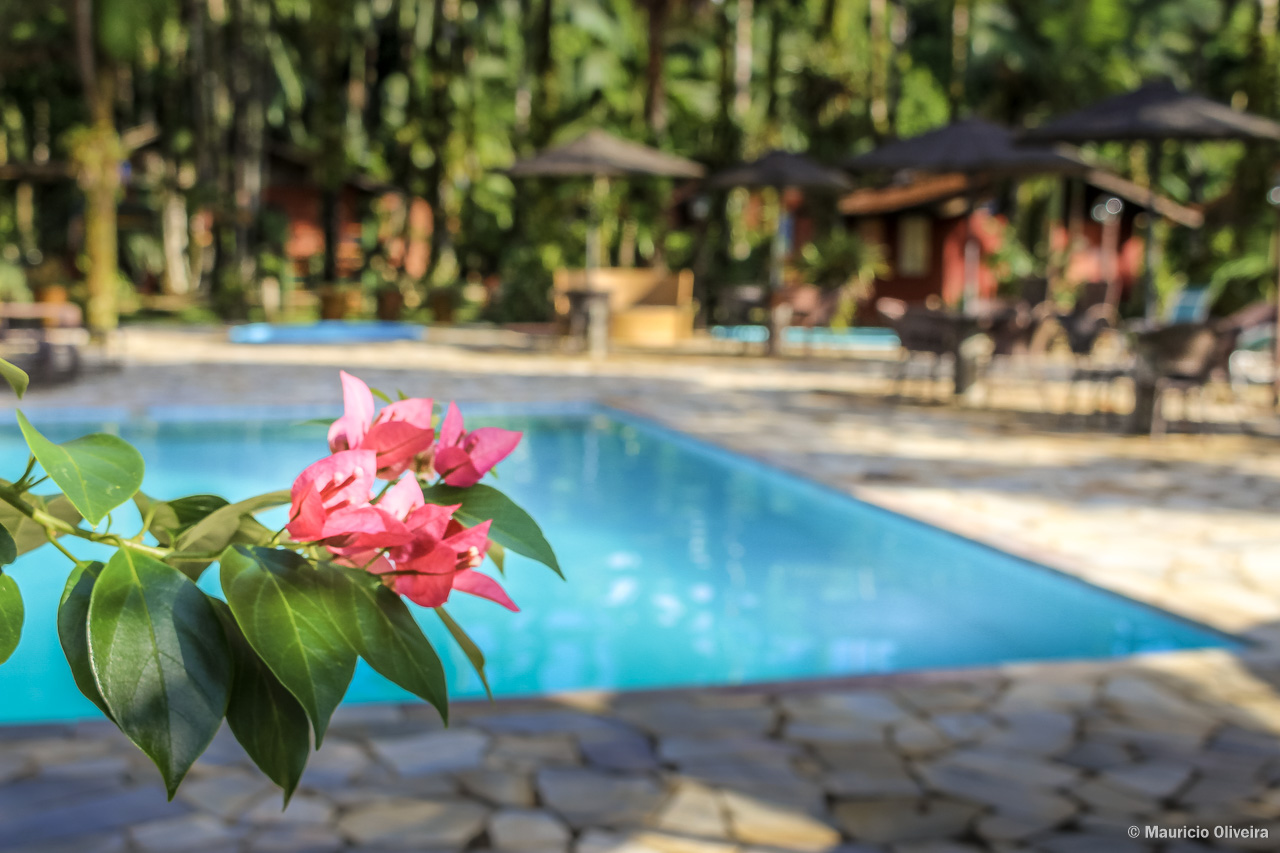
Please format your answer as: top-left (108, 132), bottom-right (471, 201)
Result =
top-left (0, 302), bottom-right (87, 388)
top-left (1131, 322), bottom-right (1232, 435)
top-left (876, 297), bottom-right (982, 397)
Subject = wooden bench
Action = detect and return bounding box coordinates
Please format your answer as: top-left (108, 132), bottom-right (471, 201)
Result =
top-left (0, 302), bottom-right (88, 387)
top-left (552, 268), bottom-right (695, 348)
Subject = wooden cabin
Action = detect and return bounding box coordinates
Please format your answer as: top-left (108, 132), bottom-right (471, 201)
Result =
top-left (836, 170), bottom-right (1203, 318)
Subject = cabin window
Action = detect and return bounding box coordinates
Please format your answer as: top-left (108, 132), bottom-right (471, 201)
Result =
top-left (898, 215), bottom-right (931, 277)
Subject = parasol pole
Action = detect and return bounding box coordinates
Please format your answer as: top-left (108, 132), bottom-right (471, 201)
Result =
top-left (1141, 141), bottom-right (1163, 322)
top-left (584, 174), bottom-right (610, 359)
top-left (767, 183), bottom-right (788, 356)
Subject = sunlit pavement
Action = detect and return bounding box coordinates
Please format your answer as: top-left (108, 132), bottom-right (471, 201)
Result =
top-left (3, 325), bottom-right (1280, 852)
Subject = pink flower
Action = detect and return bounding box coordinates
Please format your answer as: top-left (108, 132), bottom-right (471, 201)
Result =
top-left (287, 450), bottom-right (378, 542)
top-left (328, 371), bottom-right (437, 480)
top-left (433, 403), bottom-right (522, 488)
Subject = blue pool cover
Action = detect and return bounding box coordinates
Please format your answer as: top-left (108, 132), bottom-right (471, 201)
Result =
top-left (229, 321), bottom-right (425, 344)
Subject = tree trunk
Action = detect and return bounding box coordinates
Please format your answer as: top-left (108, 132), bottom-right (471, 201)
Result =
top-left (644, 0), bottom-right (669, 137)
top-left (868, 0), bottom-right (889, 136)
top-left (734, 0), bottom-right (753, 122)
top-left (72, 0), bottom-right (122, 335)
top-left (763, 1), bottom-right (783, 143)
top-left (949, 0), bottom-right (970, 119)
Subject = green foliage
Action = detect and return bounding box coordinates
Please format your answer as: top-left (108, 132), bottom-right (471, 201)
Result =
top-left (421, 483), bottom-right (562, 577)
top-left (0, 358), bottom-right (29, 400)
top-left (87, 549), bottom-right (231, 799)
top-left (437, 606), bottom-right (491, 699)
top-left (16, 412), bottom-right (145, 526)
top-left (219, 546), bottom-right (357, 747)
top-left (57, 561), bottom-right (112, 718)
top-left (0, 573), bottom-right (22, 665)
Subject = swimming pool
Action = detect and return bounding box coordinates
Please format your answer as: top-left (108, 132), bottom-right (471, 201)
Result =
top-left (229, 321), bottom-right (424, 344)
top-left (0, 407), bottom-right (1235, 723)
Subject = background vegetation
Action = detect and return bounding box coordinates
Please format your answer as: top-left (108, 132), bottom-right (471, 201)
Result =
top-left (1, 0), bottom-right (1278, 329)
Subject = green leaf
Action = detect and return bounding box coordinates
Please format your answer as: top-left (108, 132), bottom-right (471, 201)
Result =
top-left (0, 526), bottom-right (15, 568)
top-left (436, 607), bottom-right (491, 700)
top-left (0, 493), bottom-right (83, 556)
top-left (87, 550), bottom-right (231, 798)
top-left (175, 490), bottom-right (290, 554)
top-left (420, 484), bottom-right (561, 578)
top-left (0, 357), bottom-right (29, 399)
top-left (135, 493), bottom-right (230, 546)
top-left (369, 386), bottom-right (393, 404)
top-left (16, 412), bottom-right (145, 526)
top-left (211, 601), bottom-right (310, 803)
top-left (326, 565), bottom-right (448, 723)
top-left (57, 561), bottom-right (112, 719)
top-left (0, 572), bottom-right (22, 665)
top-left (488, 541), bottom-right (505, 575)
top-left (219, 546), bottom-right (356, 746)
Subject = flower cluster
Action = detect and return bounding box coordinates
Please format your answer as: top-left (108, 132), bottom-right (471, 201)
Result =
top-left (287, 372), bottom-right (521, 611)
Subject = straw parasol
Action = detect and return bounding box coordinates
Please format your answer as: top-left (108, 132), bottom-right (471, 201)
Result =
top-left (845, 118), bottom-right (1091, 177)
top-left (845, 119), bottom-right (1092, 311)
top-left (507, 130), bottom-right (704, 356)
top-left (707, 151), bottom-right (852, 354)
top-left (1021, 81), bottom-right (1280, 323)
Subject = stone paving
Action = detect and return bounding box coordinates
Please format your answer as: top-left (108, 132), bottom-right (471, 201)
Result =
top-left (2, 327), bottom-right (1280, 852)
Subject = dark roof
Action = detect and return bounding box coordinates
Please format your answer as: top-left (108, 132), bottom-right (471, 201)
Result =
top-left (839, 169), bottom-right (1203, 228)
top-left (707, 150), bottom-right (851, 190)
top-left (845, 118), bottom-right (1092, 176)
top-left (1020, 81), bottom-right (1280, 143)
top-left (507, 129), bottom-right (705, 179)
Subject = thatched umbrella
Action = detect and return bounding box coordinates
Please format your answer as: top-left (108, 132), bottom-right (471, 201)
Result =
top-left (507, 130), bottom-right (704, 355)
top-left (707, 151), bottom-right (852, 354)
top-left (1021, 81), bottom-right (1280, 323)
top-left (846, 118), bottom-right (1091, 177)
top-left (846, 119), bottom-right (1092, 311)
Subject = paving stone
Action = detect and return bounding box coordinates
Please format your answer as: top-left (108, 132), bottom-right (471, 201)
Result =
top-left (1033, 832), bottom-right (1150, 853)
top-left (0, 753), bottom-right (29, 785)
top-left (781, 690), bottom-right (909, 725)
top-left (929, 712), bottom-right (1000, 744)
top-left (1099, 761), bottom-right (1194, 800)
top-left (832, 797), bottom-right (981, 844)
top-left (241, 792), bottom-right (333, 826)
top-left (617, 702), bottom-right (776, 738)
top-left (1056, 740), bottom-right (1133, 771)
top-left (981, 711), bottom-right (1076, 756)
top-left (785, 717), bottom-right (888, 745)
top-left (995, 680), bottom-right (1095, 712)
top-left (130, 814), bottom-right (246, 852)
top-left (1070, 778), bottom-right (1158, 817)
top-left (38, 755), bottom-right (132, 780)
top-left (721, 790), bottom-right (841, 851)
top-left (581, 727), bottom-right (659, 771)
top-left (824, 763), bottom-right (921, 798)
top-left (176, 771), bottom-right (274, 820)
top-left (537, 767), bottom-right (666, 829)
top-left (324, 774), bottom-right (458, 806)
top-left (458, 767), bottom-right (537, 806)
top-left (974, 810), bottom-right (1071, 843)
top-left (894, 684), bottom-right (1000, 714)
top-left (488, 734), bottom-right (581, 769)
top-left (489, 808), bottom-right (571, 849)
top-left (890, 720), bottom-right (951, 757)
top-left (660, 736), bottom-right (797, 766)
top-left (915, 760), bottom-right (1077, 821)
top-left (575, 828), bottom-right (738, 853)
top-left (337, 798), bottom-right (489, 848)
top-left (474, 710), bottom-right (633, 736)
top-left (675, 758), bottom-right (826, 813)
top-left (298, 740), bottom-right (371, 788)
top-left (932, 749), bottom-right (1081, 789)
top-left (371, 728), bottom-right (489, 776)
top-left (0, 783), bottom-right (184, 847)
top-left (6, 833), bottom-right (128, 853)
top-left (891, 843), bottom-right (985, 853)
top-left (246, 826), bottom-right (345, 853)
top-left (653, 780), bottom-right (730, 839)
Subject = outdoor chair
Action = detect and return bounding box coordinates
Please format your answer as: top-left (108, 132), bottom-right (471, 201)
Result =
top-left (1131, 322), bottom-right (1235, 435)
top-left (876, 297), bottom-right (983, 398)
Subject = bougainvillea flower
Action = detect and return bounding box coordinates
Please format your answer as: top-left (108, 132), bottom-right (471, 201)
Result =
top-left (432, 403), bottom-right (523, 488)
top-left (373, 515), bottom-right (518, 611)
top-left (287, 450), bottom-right (378, 541)
top-left (327, 372), bottom-right (437, 479)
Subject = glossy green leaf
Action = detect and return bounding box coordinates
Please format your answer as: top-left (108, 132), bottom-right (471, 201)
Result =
top-left (0, 357), bottom-right (28, 399)
top-left (57, 561), bottom-right (112, 719)
top-left (87, 550), bottom-right (230, 798)
top-left (420, 484), bottom-right (561, 578)
top-left (0, 526), bottom-right (15, 568)
top-left (0, 493), bottom-right (82, 556)
top-left (326, 565), bottom-right (448, 723)
top-left (219, 546), bottom-right (356, 746)
top-left (0, 573), bottom-right (22, 665)
top-left (211, 601), bottom-right (310, 803)
top-left (175, 490), bottom-right (290, 554)
top-left (135, 493), bottom-right (230, 546)
top-left (436, 607), bottom-right (491, 700)
top-left (369, 386), bottom-right (393, 403)
top-left (488, 541), bottom-right (505, 575)
top-left (16, 412), bottom-right (145, 526)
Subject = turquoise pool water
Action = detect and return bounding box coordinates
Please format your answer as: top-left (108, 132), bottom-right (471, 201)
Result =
top-left (0, 408), bottom-right (1235, 723)
top-left (229, 321), bottom-right (424, 344)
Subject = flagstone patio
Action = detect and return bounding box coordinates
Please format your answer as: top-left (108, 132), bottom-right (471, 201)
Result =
top-left (2, 327), bottom-right (1280, 852)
